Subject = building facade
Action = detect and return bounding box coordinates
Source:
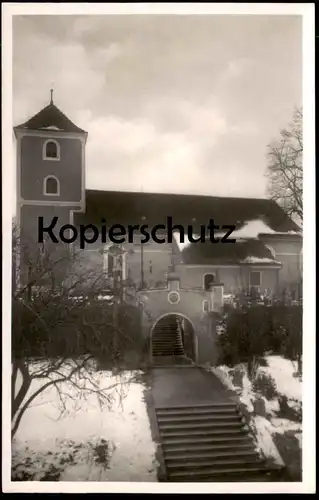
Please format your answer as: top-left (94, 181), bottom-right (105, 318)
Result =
top-left (14, 98), bottom-right (302, 303)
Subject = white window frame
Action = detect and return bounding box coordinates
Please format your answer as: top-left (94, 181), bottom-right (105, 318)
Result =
top-left (265, 245), bottom-right (276, 258)
top-left (43, 139), bottom-right (60, 161)
top-left (43, 175), bottom-right (60, 196)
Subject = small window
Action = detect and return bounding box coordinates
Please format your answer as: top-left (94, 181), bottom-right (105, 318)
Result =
top-left (250, 271), bottom-right (261, 287)
top-left (203, 300), bottom-right (209, 312)
top-left (204, 273), bottom-right (216, 290)
top-left (43, 176), bottom-right (60, 196)
top-left (43, 140), bottom-right (60, 161)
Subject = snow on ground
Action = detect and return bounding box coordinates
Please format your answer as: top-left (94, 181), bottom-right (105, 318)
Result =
top-left (260, 356), bottom-right (302, 402)
top-left (12, 366), bottom-right (157, 481)
top-left (250, 416), bottom-right (284, 465)
top-left (210, 355), bottom-right (302, 466)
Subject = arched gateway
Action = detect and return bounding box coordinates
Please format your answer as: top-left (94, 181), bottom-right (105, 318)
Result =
top-left (150, 313), bottom-right (196, 363)
top-left (136, 272), bottom-right (224, 365)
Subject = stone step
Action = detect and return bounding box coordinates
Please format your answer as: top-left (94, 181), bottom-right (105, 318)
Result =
top-left (153, 347), bottom-right (184, 350)
top-left (156, 402), bottom-right (237, 411)
top-left (152, 340), bottom-right (182, 344)
top-left (153, 351), bottom-right (184, 356)
top-left (156, 407), bottom-right (239, 416)
top-left (153, 351), bottom-right (184, 355)
top-left (162, 441), bottom-right (255, 453)
top-left (153, 334), bottom-right (182, 337)
top-left (152, 338), bottom-right (183, 342)
top-left (164, 450), bottom-right (260, 467)
top-left (153, 349), bottom-right (184, 357)
top-left (152, 356), bottom-right (187, 360)
top-left (159, 421), bottom-right (245, 431)
top-left (168, 466), bottom-right (269, 481)
top-left (166, 458), bottom-right (264, 470)
top-left (153, 340), bottom-right (180, 343)
top-left (158, 414), bottom-right (242, 425)
top-left (153, 328), bottom-right (179, 332)
top-left (161, 427), bottom-right (249, 439)
top-left (152, 345), bottom-right (184, 352)
top-left (152, 343), bottom-right (183, 347)
top-left (153, 329), bottom-right (180, 332)
top-left (153, 342), bottom-right (183, 346)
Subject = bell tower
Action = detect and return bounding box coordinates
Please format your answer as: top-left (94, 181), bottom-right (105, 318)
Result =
top-left (14, 91), bottom-right (88, 284)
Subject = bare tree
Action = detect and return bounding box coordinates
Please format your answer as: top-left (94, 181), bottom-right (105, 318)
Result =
top-left (11, 223), bottom-right (145, 439)
top-left (266, 108), bottom-right (303, 225)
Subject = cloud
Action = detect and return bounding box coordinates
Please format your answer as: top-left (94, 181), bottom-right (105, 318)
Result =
top-left (85, 115), bottom-right (201, 193)
top-left (223, 58), bottom-right (251, 79)
top-left (12, 15), bottom-right (302, 199)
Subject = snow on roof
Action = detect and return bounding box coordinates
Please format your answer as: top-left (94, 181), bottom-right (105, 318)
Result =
top-left (217, 219), bottom-right (277, 239)
top-left (40, 125), bottom-right (64, 131)
top-left (177, 220), bottom-right (299, 254)
top-left (173, 232), bottom-right (192, 251)
top-left (214, 219), bottom-right (299, 240)
top-left (240, 256), bottom-right (282, 265)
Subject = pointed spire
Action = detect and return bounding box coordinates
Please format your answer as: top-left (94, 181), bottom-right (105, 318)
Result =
top-left (50, 87), bottom-right (54, 105)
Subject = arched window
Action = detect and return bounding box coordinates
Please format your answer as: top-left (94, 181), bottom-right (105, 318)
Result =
top-left (43, 175), bottom-right (60, 196)
top-left (203, 300), bottom-right (209, 312)
top-left (43, 139), bottom-right (60, 161)
top-left (265, 245), bottom-right (276, 259)
top-left (204, 273), bottom-right (216, 290)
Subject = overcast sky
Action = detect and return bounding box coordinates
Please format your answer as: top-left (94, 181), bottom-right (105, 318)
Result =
top-left (12, 15), bottom-right (302, 198)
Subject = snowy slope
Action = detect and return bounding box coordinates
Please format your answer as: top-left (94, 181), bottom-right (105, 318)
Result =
top-left (12, 369), bottom-right (157, 482)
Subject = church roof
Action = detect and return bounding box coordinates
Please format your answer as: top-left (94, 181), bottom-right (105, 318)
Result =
top-left (14, 102), bottom-right (87, 134)
top-left (181, 238), bottom-right (282, 266)
top-left (77, 189), bottom-right (301, 235)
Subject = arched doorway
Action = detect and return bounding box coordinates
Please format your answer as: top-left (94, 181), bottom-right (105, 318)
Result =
top-left (150, 313), bottom-right (196, 364)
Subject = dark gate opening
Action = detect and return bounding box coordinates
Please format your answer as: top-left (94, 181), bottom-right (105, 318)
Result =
top-left (151, 314), bottom-right (195, 365)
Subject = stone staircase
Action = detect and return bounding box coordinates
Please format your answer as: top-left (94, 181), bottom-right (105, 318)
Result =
top-left (152, 316), bottom-right (185, 358)
top-left (155, 402), bottom-right (280, 482)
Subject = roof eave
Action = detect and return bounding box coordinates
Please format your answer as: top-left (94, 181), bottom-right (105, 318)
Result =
top-left (258, 231), bottom-right (302, 240)
top-left (13, 126), bottom-right (88, 139)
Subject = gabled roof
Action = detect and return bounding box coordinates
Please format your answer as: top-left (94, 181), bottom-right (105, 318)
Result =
top-left (76, 189), bottom-right (301, 234)
top-left (181, 238), bottom-right (281, 266)
top-left (14, 103), bottom-right (87, 134)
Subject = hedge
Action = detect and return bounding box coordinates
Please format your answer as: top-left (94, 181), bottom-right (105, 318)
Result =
top-left (217, 304), bottom-right (302, 366)
top-left (12, 296), bottom-right (146, 362)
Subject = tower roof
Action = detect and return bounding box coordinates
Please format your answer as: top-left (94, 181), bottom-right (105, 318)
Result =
top-left (14, 102), bottom-right (87, 134)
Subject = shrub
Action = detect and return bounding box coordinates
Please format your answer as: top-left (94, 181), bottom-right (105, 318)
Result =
top-left (12, 296), bottom-right (146, 364)
top-left (252, 372), bottom-right (278, 400)
top-left (217, 304), bottom-right (302, 367)
top-left (217, 306), bottom-right (270, 366)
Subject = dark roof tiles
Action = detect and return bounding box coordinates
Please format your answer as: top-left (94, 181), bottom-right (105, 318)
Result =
top-left (78, 189), bottom-right (300, 234)
top-left (14, 103), bottom-right (87, 134)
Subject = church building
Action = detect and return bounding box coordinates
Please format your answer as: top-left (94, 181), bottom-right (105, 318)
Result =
top-left (14, 96), bottom-right (302, 304)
